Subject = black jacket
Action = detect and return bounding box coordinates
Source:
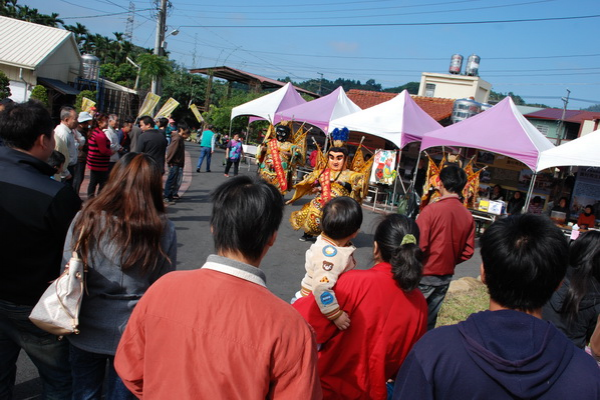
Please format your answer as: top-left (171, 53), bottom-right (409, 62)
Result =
top-left (543, 271), bottom-right (600, 348)
top-left (0, 147), bottom-right (81, 305)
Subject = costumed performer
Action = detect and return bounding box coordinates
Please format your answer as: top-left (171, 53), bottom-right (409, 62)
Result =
top-left (287, 127), bottom-right (372, 242)
top-left (256, 121), bottom-right (306, 194)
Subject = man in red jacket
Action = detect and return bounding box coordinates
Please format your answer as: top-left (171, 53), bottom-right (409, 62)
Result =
top-left (417, 164), bottom-right (475, 330)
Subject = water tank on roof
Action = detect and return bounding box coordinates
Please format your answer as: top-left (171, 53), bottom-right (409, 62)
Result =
top-left (451, 98), bottom-right (481, 124)
top-left (480, 103), bottom-right (492, 112)
top-left (465, 54), bottom-right (480, 76)
top-left (81, 54), bottom-right (100, 81)
top-left (449, 54), bottom-right (463, 75)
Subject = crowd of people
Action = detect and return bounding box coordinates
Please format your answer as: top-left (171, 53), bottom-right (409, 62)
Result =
top-left (1, 99), bottom-right (600, 399)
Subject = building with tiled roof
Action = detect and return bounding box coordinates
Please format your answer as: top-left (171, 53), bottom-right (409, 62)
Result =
top-left (524, 108), bottom-right (600, 144)
top-left (346, 89), bottom-right (454, 124)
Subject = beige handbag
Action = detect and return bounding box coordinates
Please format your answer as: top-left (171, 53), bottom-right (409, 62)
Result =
top-left (29, 233), bottom-right (87, 336)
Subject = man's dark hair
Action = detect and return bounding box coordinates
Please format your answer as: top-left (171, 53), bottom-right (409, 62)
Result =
top-left (481, 214), bottom-right (568, 312)
top-left (440, 164), bottom-right (467, 194)
top-left (328, 146), bottom-right (348, 157)
top-left (139, 115), bottom-right (154, 127)
top-left (178, 122), bottom-right (189, 132)
top-left (47, 149), bottom-right (65, 171)
top-left (321, 196), bottom-right (362, 240)
top-left (0, 100), bottom-right (53, 150)
top-left (120, 117), bottom-right (135, 128)
top-left (211, 176), bottom-right (283, 263)
top-left (207, 124), bottom-right (214, 130)
top-left (60, 106), bottom-right (75, 121)
top-left (157, 117), bottom-right (168, 128)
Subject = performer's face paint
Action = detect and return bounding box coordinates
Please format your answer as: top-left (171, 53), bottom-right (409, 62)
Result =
top-left (276, 126), bottom-right (291, 142)
top-left (328, 151), bottom-right (346, 171)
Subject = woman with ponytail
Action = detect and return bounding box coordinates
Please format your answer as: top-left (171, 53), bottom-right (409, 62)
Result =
top-left (543, 230), bottom-right (600, 349)
top-left (62, 152), bottom-right (177, 399)
top-left (293, 213), bottom-right (427, 399)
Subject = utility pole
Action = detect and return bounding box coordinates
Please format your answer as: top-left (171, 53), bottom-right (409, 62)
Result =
top-left (557, 88), bottom-right (571, 146)
top-left (124, 2), bottom-right (135, 43)
top-left (151, 0), bottom-right (168, 95)
top-left (318, 72), bottom-right (323, 95)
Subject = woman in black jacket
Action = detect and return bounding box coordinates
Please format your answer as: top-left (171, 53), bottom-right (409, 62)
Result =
top-left (543, 231), bottom-right (600, 348)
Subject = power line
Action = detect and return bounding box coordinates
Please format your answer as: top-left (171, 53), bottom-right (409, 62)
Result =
top-left (180, 14), bottom-right (600, 28)
top-left (173, 0), bottom-right (551, 20)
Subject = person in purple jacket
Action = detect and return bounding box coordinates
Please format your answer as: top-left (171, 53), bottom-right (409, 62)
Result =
top-left (393, 214), bottom-right (600, 400)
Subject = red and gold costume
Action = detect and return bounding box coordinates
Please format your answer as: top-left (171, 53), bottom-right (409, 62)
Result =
top-left (288, 139), bottom-right (373, 237)
top-left (257, 122), bottom-right (306, 194)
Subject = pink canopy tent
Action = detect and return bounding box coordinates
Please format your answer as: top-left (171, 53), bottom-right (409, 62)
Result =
top-left (329, 90), bottom-right (442, 149)
top-left (272, 86), bottom-right (361, 134)
top-left (230, 82), bottom-right (306, 122)
top-left (420, 96), bottom-right (554, 171)
top-left (420, 96), bottom-right (555, 208)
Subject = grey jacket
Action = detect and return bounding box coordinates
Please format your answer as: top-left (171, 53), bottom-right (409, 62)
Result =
top-left (64, 212), bottom-right (177, 355)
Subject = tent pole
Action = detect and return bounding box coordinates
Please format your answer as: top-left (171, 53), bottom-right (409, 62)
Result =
top-left (391, 149), bottom-right (403, 211)
top-left (523, 172), bottom-right (538, 214)
top-left (411, 149), bottom-right (422, 192)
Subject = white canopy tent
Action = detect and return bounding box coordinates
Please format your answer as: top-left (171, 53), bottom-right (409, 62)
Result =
top-left (273, 86), bottom-right (361, 135)
top-left (537, 129), bottom-right (600, 171)
top-left (329, 90), bottom-right (442, 149)
top-left (230, 82), bottom-right (306, 122)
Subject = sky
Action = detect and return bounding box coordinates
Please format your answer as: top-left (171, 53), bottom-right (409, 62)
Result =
top-left (23, 0), bottom-right (600, 109)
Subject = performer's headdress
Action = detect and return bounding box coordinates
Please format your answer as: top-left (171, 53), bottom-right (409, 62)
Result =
top-left (330, 127), bottom-right (349, 148)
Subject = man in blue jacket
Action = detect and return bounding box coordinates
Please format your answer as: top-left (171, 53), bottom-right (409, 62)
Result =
top-left (0, 100), bottom-right (81, 399)
top-left (393, 214), bottom-right (600, 399)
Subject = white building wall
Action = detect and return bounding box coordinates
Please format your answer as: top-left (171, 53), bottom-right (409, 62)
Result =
top-left (418, 72), bottom-right (491, 103)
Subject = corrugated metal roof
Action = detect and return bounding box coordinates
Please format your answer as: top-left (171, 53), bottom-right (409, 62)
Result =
top-left (0, 16), bottom-right (76, 69)
top-left (524, 108), bottom-right (581, 120)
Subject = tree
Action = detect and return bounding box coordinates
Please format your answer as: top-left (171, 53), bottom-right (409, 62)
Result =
top-left (203, 92), bottom-right (264, 136)
top-left (0, 70), bottom-right (11, 99)
top-left (29, 85), bottom-right (49, 107)
top-left (75, 90), bottom-right (97, 112)
top-left (384, 82), bottom-right (420, 94)
top-left (137, 53), bottom-right (172, 89)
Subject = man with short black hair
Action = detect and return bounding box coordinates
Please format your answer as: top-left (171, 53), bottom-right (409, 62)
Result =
top-left (0, 100), bottom-right (81, 399)
top-left (116, 176), bottom-right (321, 399)
top-left (417, 164), bottom-right (475, 330)
top-left (135, 115), bottom-right (167, 174)
top-left (393, 214), bottom-right (600, 399)
top-left (163, 122), bottom-right (189, 203)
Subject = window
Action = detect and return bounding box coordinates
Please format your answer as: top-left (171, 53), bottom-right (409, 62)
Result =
top-left (425, 83), bottom-right (436, 97)
top-left (535, 124), bottom-right (549, 136)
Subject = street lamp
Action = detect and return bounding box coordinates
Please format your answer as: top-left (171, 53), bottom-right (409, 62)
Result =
top-left (162, 28), bottom-right (179, 52)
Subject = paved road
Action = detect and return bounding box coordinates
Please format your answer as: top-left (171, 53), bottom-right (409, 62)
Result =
top-left (14, 144), bottom-right (481, 398)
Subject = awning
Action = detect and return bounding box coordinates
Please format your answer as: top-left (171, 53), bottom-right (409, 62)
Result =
top-left (37, 77), bottom-right (80, 95)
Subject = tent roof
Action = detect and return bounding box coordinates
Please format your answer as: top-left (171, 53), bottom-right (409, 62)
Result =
top-left (231, 82), bottom-right (306, 121)
top-left (421, 97), bottom-right (555, 171)
top-left (537, 129), bottom-right (600, 171)
top-left (329, 90), bottom-right (442, 149)
top-left (273, 86), bottom-right (361, 134)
